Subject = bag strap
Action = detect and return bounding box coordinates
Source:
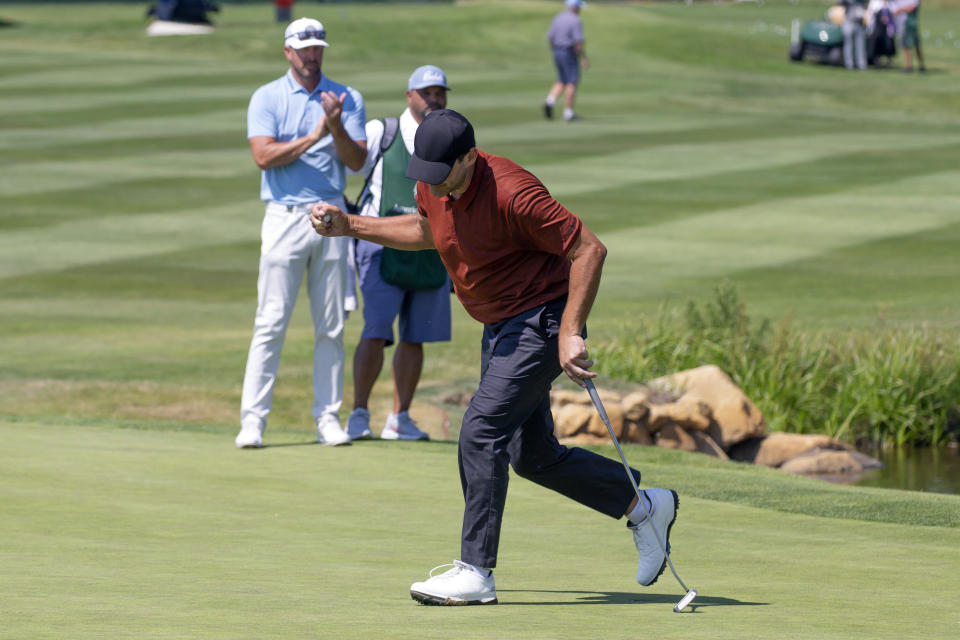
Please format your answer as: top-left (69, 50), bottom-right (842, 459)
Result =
top-left (352, 116), bottom-right (400, 211)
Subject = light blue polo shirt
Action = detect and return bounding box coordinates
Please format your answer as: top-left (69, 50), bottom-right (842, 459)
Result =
top-left (247, 70), bottom-right (366, 205)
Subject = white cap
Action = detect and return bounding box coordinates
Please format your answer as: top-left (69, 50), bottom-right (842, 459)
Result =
top-left (566, 0), bottom-right (585, 8)
top-left (408, 65), bottom-right (450, 91)
top-left (284, 18), bottom-right (329, 49)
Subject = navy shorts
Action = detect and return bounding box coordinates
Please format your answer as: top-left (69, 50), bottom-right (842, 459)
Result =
top-left (355, 239), bottom-right (451, 346)
top-left (553, 47), bottom-right (580, 85)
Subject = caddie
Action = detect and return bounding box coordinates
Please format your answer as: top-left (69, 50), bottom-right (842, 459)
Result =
top-left (344, 65), bottom-right (453, 443)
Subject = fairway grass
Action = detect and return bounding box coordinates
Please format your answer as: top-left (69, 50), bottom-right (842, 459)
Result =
top-left (2, 418), bottom-right (958, 639)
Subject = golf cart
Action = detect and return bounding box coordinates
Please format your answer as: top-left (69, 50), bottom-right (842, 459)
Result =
top-left (789, 3), bottom-right (897, 67)
top-left (789, 17), bottom-right (844, 65)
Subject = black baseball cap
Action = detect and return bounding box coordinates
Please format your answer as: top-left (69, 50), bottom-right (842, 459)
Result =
top-left (405, 109), bottom-right (476, 185)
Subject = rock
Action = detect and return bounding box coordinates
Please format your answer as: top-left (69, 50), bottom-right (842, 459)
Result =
top-left (551, 389), bottom-right (590, 409)
top-left (597, 388), bottom-right (623, 406)
top-left (646, 394), bottom-right (712, 433)
top-left (780, 448), bottom-right (867, 475)
top-left (623, 419), bottom-right (653, 445)
top-left (554, 403), bottom-right (594, 438)
top-left (656, 365), bottom-right (766, 449)
top-left (586, 401), bottom-right (625, 439)
top-left (690, 431), bottom-right (729, 459)
top-left (729, 432), bottom-right (852, 467)
top-left (621, 390), bottom-right (651, 422)
top-left (655, 423), bottom-right (697, 452)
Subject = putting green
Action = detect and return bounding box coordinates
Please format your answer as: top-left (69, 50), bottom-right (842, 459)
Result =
top-left (2, 419), bottom-right (957, 639)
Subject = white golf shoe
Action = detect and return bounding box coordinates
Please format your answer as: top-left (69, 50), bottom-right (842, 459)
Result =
top-left (628, 488), bottom-right (679, 586)
top-left (410, 560), bottom-right (497, 606)
top-left (346, 408), bottom-right (373, 440)
top-left (316, 414), bottom-right (351, 446)
top-left (234, 423), bottom-right (263, 449)
top-left (381, 411), bottom-right (429, 441)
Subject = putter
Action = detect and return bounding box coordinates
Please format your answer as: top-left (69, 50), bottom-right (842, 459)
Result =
top-left (583, 378), bottom-right (697, 613)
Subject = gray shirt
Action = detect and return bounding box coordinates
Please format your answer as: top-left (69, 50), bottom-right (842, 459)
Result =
top-left (546, 10), bottom-right (584, 50)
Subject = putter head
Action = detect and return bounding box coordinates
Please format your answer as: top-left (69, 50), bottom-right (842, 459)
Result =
top-left (673, 589), bottom-right (696, 612)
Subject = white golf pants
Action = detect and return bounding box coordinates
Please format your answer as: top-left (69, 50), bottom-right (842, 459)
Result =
top-left (241, 201), bottom-right (348, 431)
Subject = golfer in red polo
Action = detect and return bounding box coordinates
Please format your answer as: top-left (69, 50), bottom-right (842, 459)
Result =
top-left (310, 109), bottom-right (679, 606)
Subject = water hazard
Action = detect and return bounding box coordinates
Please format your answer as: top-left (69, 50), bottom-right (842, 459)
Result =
top-left (852, 445), bottom-right (960, 495)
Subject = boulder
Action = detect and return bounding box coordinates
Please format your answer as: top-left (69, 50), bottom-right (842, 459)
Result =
top-left (655, 423), bottom-right (697, 452)
top-left (554, 403), bottom-right (594, 438)
top-left (690, 430), bottom-right (729, 459)
top-left (729, 432), bottom-right (852, 467)
top-left (646, 394), bottom-right (712, 433)
top-left (551, 389), bottom-right (590, 409)
top-left (780, 449), bottom-right (867, 475)
top-left (620, 390), bottom-right (651, 423)
top-left (623, 419), bottom-right (653, 445)
top-left (656, 365), bottom-right (766, 449)
top-left (586, 401), bottom-right (625, 439)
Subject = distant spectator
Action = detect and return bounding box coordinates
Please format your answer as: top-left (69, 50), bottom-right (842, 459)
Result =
top-left (894, 0), bottom-right (926, 72)
top-left (543, 0), bottom-right (589, 122)
top-left (841, 0), bottom-right (868, 70)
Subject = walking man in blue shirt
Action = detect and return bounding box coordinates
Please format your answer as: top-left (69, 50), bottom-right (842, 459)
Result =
top-left (544, 0), bottom-right (589, 122)
top-left (235, 17), bottom-right (367, 449)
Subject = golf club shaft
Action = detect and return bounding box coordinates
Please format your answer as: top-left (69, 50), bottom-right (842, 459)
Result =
top-left (583, 378), bottom-right (691, 594)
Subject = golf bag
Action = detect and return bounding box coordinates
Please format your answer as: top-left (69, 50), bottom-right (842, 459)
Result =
top-left (147, 0), bottom-right (220, 25)
top-left (867, 6), bottom-right (897, 65)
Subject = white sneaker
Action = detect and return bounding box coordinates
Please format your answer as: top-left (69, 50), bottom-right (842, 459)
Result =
top-left (346, 408), bottom-right (373, 440)
top-left (316, 414), bottom-right (351, 446)
top-left (381, 411), bottom-right (429, 441)
top-left (235, 423), bottom-right (263, 449)
top-left (410, 560), bottom-right (497, 606)
top-left (628, 488), bottom-right (679, 586)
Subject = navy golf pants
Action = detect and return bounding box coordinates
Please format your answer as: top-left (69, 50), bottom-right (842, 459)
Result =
top-left (458, 296), bottom-right (641, 568)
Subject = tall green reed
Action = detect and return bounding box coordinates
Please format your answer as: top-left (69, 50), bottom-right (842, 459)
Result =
top-left (594, 284), bottom-right (960, 447)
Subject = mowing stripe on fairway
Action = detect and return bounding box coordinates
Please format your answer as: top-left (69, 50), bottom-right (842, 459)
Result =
top-left (601, 169), bottom-right (960, 285)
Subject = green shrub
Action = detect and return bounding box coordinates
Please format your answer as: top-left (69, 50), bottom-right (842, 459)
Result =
top-left (595, 284), bottom-right (960, 447)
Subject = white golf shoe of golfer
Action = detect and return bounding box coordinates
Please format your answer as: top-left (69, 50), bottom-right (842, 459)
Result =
top-left (628, 488), bottom-right (679, 586)
top-left (346, 408), bottom-right (373, 440)
top-left (235, 423), bottom-right (263, 449)
top-left (381, 411), bottom-right (429, 441)
top-left (410, 560), bottom-right (497, 606)
top-left (316, 414), bottom-right (351, 446)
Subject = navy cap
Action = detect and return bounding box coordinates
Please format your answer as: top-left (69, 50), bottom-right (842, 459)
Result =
top-left (405, 109), bottom-right (476, 185)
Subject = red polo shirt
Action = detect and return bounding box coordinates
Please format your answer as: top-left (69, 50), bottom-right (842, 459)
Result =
top-left (416, 150), bottom-right (582, 324)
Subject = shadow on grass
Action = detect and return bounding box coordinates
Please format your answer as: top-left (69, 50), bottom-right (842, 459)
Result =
top-left (258, 438), bottom-right (457, 450)
top-left (497, 589), bottom-right (768, 611)
top-left (259, 441), bottom-right (329, 448)
top-left (257, 439), bottom-right (456, 448)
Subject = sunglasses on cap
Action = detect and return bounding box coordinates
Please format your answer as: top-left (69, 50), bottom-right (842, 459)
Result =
top-left (291, 27), bottom-right (326, 41)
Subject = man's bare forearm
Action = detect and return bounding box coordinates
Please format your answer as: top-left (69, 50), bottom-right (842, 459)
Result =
top-left (560, 227), bottom-right (606, 338)
top-left (329, 126), bottom-right (367, 172)
top-left (345, 213), bottom-right (435, 250)
top-left (250, 134), bottom-right (321, 170)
